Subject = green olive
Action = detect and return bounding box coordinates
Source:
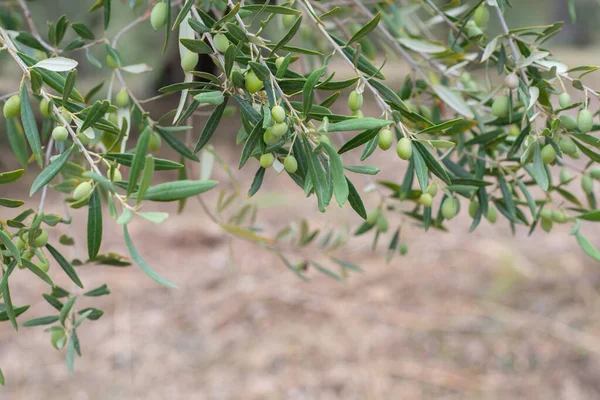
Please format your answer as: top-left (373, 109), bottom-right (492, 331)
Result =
top-left (378, 128), bottom-right (393, 151)
top-left (282, 14), bottom-right (296, 29)
top-left (591, 167), bottom-right (600, 180)
top-left (420, 193), bottom-right (433, 207)
top-left (149, 131), bottom-right (162, 152)
top-left (271, 122), bottom-right (288, 137)
top-left (52, 126), bottom-right (68, 142)
top-left (3, 95), bottom-right (21, 118)
top-left (260, 153), bottom-right (275, 169)
top-left (558, 137), bottom-right (577, 155)
top-left (318, 134), bottom-right (332, 146)
top-left (396, 137), bottom-right (412, 160)
top-left (348, 90), bottom-right (363, 112)
top-left (508, 125), bottom-right (520, 137)
top-left (559, 115), bottom-right (578, 131)
top-left (283, 155), bottom-right (298, 174)
top-left (50, 328), bottom-right (66, 350)
top-left (504, 73), bottom-right (519, 90)
top-left (559, 92), bottom-right (571, 109)
top-left (376, 214), bottom-right (388, 233)
top-left (271, 105), bottom-right (286, 123)
top-left (275, 57), bottom-right (285, 70)
top-left (109, 168), bottom-right (122, 182)
top-left (541, 217), bottom-right (553, 232)
top-left (468, 199), bottom-right (479, 218)
top-left (40, 98), bottom-right (52, 118)
top-left (106, 54), bottom-right (120, 69)
top-left (116, 89), bottom-right (130, 108)
top-left (213, 33), bottom-right (230, 53)
top-left (15, 236), bottom-right (25, 251)
top-left (459, 72), bottom-right (472, 84)
top-left (245, 70), bottom-right (263, 94)
top-left (73, 181), bottom-right (93, 201)
top-left (351, 110), bottom-right (364, 118)
top-left (150, 2), bottom-right (168, 30)
top-left (441, 197), bottom-right (458, 220)
top-left (560, 169), bottom-right (572, 184)
top-left (577, 109), bottom-right (594, 133)
top-left (263, 129), bottom-right (279, 145)
top-left (552, 209), bottom-right (567, 224)
top-left (419, 105), bottom-right (432, 121)
top-left (181, 51), bottom-right (199, 72)
top-left (77, 131), bottom-right (92, 146)
top-left (466, 21), bottom-right (483, 38)
top-left (582, 174), bottom-right (594, 194)
top-left (541, 144), bottom-right (556, 164)
top-left (399, 243), bottom-right (408, 255)
top-left (539, 208), bottom-right (553, 221)
top-left (486, 205), bottom-right (497, 223)
top-left (60, 109), bottom-right (72, 124)
top-left (491, 95), bottom-right (510, 118)
top-left (366, 209), bottom-right (379, 225)
top-left (473, 6), bottom-right (490, 27)
top-left (426, 183), bottom-right (438, 197)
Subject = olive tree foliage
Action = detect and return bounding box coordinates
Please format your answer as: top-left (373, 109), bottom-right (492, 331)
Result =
top-left (1, 0), bottom-right (600, 377)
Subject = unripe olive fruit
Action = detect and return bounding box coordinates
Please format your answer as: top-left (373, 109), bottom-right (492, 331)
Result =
top-left (213, 33), bottom-right (230, 53)
top-left (15, 236), bottom-right (25, 250)
top-left (541, 144), bottom-right (556, 164)
top-left (366, 209), bottom-right (379, 225)
top-left (486, 205), bottom-right (497, 223)
top-left (282, 14), bottom-right (296, 29)
top-left (420, 193), bottom-right (433, 207)
top-left (275, 57), bottom-right (285, 70)
top-left (150, 2), bottom-right (168, 30)
top-left (491, 95), bottom-right (510, 118)
top-left (271, 105), bottom-right (286, 123)
top-left (552, 209), bottom-right (567, 224)
top-left (465, 80), bottom-right (478, 91)
top-left (473, 6), bottom-right (490, 27)
top-left (260, 153), bottom-right (275, 168)
top-left (73, 181), bottom-right (93, 201)
top-left (300, 25), bottom-right (312, 41)
top-left (245, 70), bottom-right (263, 94)
top-left (375, 214), bottom-right (388, 233)
top-left (419, 105), bottom-right (432, 121)
top-left (181, 51), bottom-right (199, 72)
top-left (263, 129), bottom-right (279, 146)
top-left (559, 137), bottom-right (577, 154)
top-left (3, 95), bottom-right (21, 118)
top-left (441, 198), bottom-right (458, 220)
top-left (318, 134), bottom-right (332, 146)
top-left (396, 137), bottom-right (412, 160)
top-left (539, 208), bottom-right (553, 221)
top-left (109, 168), bottom-right (122, 182)
top-left (541, 218), bottom-right (553, 233)
top-left (559, 92), bottom-right (571, 109)
top-left (271, 122), bottom-right (288, 137)
top-left (77, 131), bottom-right (92, 146)
top-left (60, 109), bottom-right (72, 124)
top-left (149, 131), bottom-right (162, 152)
top-left (468, 199), bottom-right (479, 218)
top-left (40, 98), bottom-right (52, 118)
top-left (116, 89), bottom-right (130, 108)
top-left (106, 54), bottom-right (119, 69)
top-left (50, 329), bottom-right (66, 350)
top-left (559, 115), bottom-right (578, 131)
top-left (426, 183), bottom-right (438, 197)
top-left (348, 90), bottom-right (363, 112)
top-left (560, 169), bottom-right (573, 184)
top-left (52, 126), bottom-right (68, 142)
top-left (504, 73), bottom-right (519, 90)
top-left (351, 110), bottom-right (364, 118)
top-left (399, 243), bottom-right (408, 255)
top-left (459, 72), bottom-right (472, 84)
top-left (591, 167), bottom-right (600, 180)
top-left (284, 155), bottom-right (298, 174)
top-left (378, 128), bottom-right (393, 151)
top-left (582, 174), bottom-right (594, 194)
top-left (37, 259), bottom-right (50, 273)
top-left (508, 125), bottom-right (520, 137)
top-left (466, 21), bottom-right (483, 38)
top-left (577, 109), bottom-right (594, 133)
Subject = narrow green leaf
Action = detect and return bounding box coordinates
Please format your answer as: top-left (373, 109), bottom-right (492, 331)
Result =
top-left (2, 284), bottom-right (18, 331)
top-left (22, 259), bottom-right (54, 287)
top-left (155, 126), bottom-right (199, 162)
top-left (194, 97), bottom-right (229, 153)
top-left (87, 188), bottom-right (102, 260)
top-left (302, 66), bottom-right (326, 117)
top-left (172, 0), bottom-right (194, 30)
top-left (328, 118), bottom-right (392, 132)
top-left (0, 230), bottom-right (20, 265)
top-left (20, 82), bottom-right (43, 167)
top-left (23, 316), bottom-right (60, 327)
top-left (136, 155), bottom-right (155, 205)
top-left (63, 69), bottom-right (77, 105)
top-left (123, 226), bottom-right (178, 288)
top-left (270, 15), bottom-right (302, 56)
top-left (127, 127), bottom-right (151, 196)
top-left (104, 153), bottom-right (183, 170)
top-left (412, 142), bottom-right (451, 184)
top-left (179, 38), bottom-right (213, 54)
top-left (46, 244), bottom-right (84, 288)
top-left (346, 177), bottom-right (367, 219)
top-left (30, 146), bottom-right (74, 195)
top-left (6, 118), bottom-right (29, 168)
top-left (312, 261), bottom-right (344, 281)
top-left (134, 180), bottom-right (218, 202)
top-left (320, 142), bottom-right (348, 207)
top-left (59, 296), bottom-right (76, 327)
top-left (576, 233), bottom-right (600, 262)
top-left (84, 284), bottom-right (110, 297)
top-left (0, 169), bottom-right (25, 184)
top-left (248, 167), bottom-right (265, 198)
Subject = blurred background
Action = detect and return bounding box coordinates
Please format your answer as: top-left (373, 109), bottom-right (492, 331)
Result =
top-left (2, 1), bottom-right (600, 399)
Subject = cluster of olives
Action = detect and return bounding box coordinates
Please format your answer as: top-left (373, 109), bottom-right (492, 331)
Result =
top-left (5, 227), bottom-right (51, 272)
top-left (465, 5), bottom-right (489, 38)
top-left (468, 199), bottom-right (498, 223)
top-left (260, 105), bottom-right (298, 173)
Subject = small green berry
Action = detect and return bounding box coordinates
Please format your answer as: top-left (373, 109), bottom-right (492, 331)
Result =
top-left (376, 214), bottom-right (388, 233)
top-left (40, 98), bottom-right (52, 118)
top-left (378, 128), bottom-right (393, 151)
top-left (149, 131), bottom-right (162, 152)
top-left (420, 193), bottom-right (433, 207)
top-left (271, 122), bottom-right (288, 137)
top-left (552, 209), bottom-right (567, 224)
top-left (468, 200), bottom-right (479, 218)
top-left (106, 54), bottom-right (119, 69)
top-left (559, 92), bottom-right (571, 109)
top-left (263, 129), bottom-right (279, 146)
top-left (260, 153), bottom-right (275, 169)
top-left (591, 167), bottom-right (600, 180)
top-left (442, 198), bottom-right (458, 220)
top-left (473, 6), bottom-right (489, 27)
top-left (150, 2), bottom-right (168, 30)
top-left (73, 181), bottom-right (93, 201)
top-left (560, 169), bottom-right (573, 184)
top-left (366, 209), bottom-right (379, 225)
top-left (558, 137), bottom-right (577, 155)
top-left (541, 218), bottom-right (553, 232)
top-left (504, 73), bottom-right (519, 90)
top-left (15, 236), bottom-right (25, 250)
top-left (60, 109), bottom-right (72, 124)
top-left (577, 109), bottom-right (594, 133)
top-left (282, 14), bottom-right (296, 29)
top-left (245, 70), bottom-right (263, 94)
top-left (539, 208), bottom-right (553, 221)
top-left (275, 57), bottom-right (285, 70)
top-left (426, 183), bottom-right (438, 197)
top-left (491, 95), bottom-right (510, 118)
top-left (582, 174), bottom-right (594, 194)
top-left (181, 52), bottom-right (199, 72)
top-left (348, 90), bottom-right (363, 112)
top-left (3, 95), bottom-right (21, 118)
top-left (34, 229), bottom-right (49, 247)
top-left (50, 328), bottom-right (66, 350)
top-left (283, 155), bottom-right (298, 174)
top-left (271, 105), bottom-right (286, 123)
top-left (399, 243), bottom-right (408, 256)
top-left (213, 33), bottom-right (230, 53)
top-left (486, 205), bottom-right (497, 223)
top-left (109, 168), bottom-right (122, 182)
top-left (52, 126), bottom-right (68, 142)
top-left (541, 144), bottom-right (556, 164)
top-left (559, 115), bottom-right (578, 131)
top-left (508, 125), bottom-right (520, 137)
top-left (396, 137), bottom-right (412, 160)
top-left (116, 89), bottom-right (130, 108)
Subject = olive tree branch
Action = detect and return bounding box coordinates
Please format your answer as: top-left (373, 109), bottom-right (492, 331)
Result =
top-left (17, 0), bottom-right (56, 53)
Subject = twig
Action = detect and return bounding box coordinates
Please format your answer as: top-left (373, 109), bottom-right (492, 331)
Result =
top-left (17, 0), bottom-right (55, 53)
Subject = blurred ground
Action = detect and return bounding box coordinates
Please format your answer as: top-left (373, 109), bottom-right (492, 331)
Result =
top-left (2, 50), bottom-right (600, 399)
